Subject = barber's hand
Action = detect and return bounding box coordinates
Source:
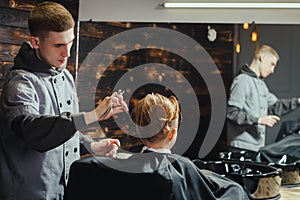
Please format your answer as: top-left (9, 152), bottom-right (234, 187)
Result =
top-left (95, 92), bottom-right (129, 121)
top-left (84, 92), bottom-right (129, 124)
top-left (90, 138), bottom-right (120, 157)
top-left (258, 115), bottom-right (280, 127)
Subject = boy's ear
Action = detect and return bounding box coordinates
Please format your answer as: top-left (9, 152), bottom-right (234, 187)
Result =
top-left (168, 129), bottom-right (175, 141)
top-left (29, 37), bottom-right (40, 49)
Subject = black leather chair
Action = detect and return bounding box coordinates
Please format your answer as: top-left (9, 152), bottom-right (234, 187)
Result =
top-left (64, 155), bottom-right (173, 200)
top-left (276, 120), bottom-right (299, 142)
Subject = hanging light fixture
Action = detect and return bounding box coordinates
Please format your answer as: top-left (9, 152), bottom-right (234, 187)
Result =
top-left (251, 23), bottom-right (258, 42)
top-left (162, 2), bottom-right (300, 8)
top-left (236, 43), bottom-right (241, 53)
top-left (243, 23), bottom-right (249, 30)
top-left (251, 31), bottom-right (258, 42)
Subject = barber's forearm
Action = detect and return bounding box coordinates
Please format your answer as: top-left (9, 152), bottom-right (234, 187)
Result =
top-left (12, 113), bottom-right (76, 152)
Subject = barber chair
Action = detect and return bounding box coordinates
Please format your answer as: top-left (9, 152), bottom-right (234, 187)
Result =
top-left (64, 155), bottom-right (173, 200)
top-left (193, 159), bottom-right (282, 200)
top-left (276, 120), bottom-right (300, 142)
top-left (215, 133), bottom-right (300, 189)
top-left (260, 133), bottom-right (300, 187)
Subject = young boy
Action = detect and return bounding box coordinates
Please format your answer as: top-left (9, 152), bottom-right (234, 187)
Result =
top-left (130, 93), bottom-right (249, 200)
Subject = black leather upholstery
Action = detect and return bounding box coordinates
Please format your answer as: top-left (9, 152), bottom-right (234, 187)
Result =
top-left (64, 156), bottom-right (173, 200)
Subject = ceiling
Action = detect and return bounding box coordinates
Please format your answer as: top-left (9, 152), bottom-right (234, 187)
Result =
top-left (79, 0), bottom-right (300, 24)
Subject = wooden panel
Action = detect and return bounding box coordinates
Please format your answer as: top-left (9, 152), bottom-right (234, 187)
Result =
top-left (0, 6), bottom-right (29, 28)
top-left (0, 0), bottom-right (35, 10)
top-left (0, 0), bottom-right (78, 20)
top-left (0, 25), bottom-right (29, 45)
top-left (0, 43), bottom-right (20, 62)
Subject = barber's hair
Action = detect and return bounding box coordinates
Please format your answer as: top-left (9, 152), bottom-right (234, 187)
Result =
top-left (131, 93), bottom-right (180, 144)
top-left (28, 2), bottom-right (75, 39)
top-left (253, 45), bottom-right (280, 61)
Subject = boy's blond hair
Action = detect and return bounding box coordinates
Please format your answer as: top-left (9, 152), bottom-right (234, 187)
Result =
top-left (131, 93), bottom-right (180, 143)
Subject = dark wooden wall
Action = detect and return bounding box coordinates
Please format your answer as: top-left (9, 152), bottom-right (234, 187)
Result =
top-left (77, 22), bottom-right (235, 159)
top-left (0, 0), bottom-right (79, 93)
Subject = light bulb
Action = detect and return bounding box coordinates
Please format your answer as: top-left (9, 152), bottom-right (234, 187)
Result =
top-left (236, 43), bottom-right (241, 53)
top-left (251, 31), bottom-right (258, 42)
top-left (243, 23), bottom-right (249, 30)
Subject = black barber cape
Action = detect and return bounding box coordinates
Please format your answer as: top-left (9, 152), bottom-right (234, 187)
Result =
top-left (65, 151), bottom-right (249, 200)
top-left (259, 133), bottom-right (300, 163)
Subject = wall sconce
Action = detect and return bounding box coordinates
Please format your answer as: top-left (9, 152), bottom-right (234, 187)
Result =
top-left (241, 21), bottom-right (258, 42)
top-left (251, 23), bottom-right (258, 42)
top-left (236, 21), bottom-right (258, 54)
top-left (236, 43), bottom-right (241, 53)
top-left (243, 23), bottom-right (249, 30)
top-left (251, 31), bottom-right (258, 42)
top-left (207, 26), bottom-right (217, 42)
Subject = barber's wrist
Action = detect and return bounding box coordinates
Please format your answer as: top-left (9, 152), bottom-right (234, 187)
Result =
top-left (84, 110), bottom-right (97, 125)
top-left (257, 118), bottom-right (261, 124)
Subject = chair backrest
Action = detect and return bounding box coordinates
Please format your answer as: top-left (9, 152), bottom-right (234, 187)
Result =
top-left (65, 156), bottom-right (173, 200)
top-left (276, 120), bottom-right (299, 142)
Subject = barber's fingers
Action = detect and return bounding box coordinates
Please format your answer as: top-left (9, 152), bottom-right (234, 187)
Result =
top-left (106, 138), bottom-right (121, 148)
top-left (111, 92), bottom-right (129, 112)
top-left (91, 139), bottom-right (121, 156)
top-left (105, 144), bottom-right (119, 158)
top-left (97, 138), bottom-right (121, 148)
top-left (268, 115), bottom-right (280, 126)
top-left (96, 91), bottom-right (129, 120)
top-left (259, 115), bottom-right (280, 127)
top-left (269, 115), bottom-right (280, 121)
